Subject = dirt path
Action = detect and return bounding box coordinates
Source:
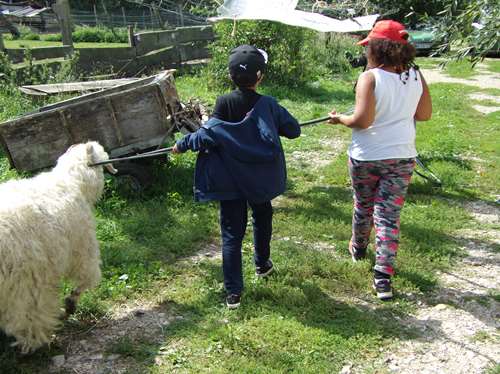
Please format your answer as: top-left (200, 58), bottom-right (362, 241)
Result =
top-left (368, 204), bottom-right (500, 374)
top-left (422, 63), bottom-right (500, 115)
top-left (422, 63), bottom-right (500, 90)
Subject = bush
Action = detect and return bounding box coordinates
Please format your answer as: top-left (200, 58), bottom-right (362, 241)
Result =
top-left (207, 20), bottom-right (315, 89)
top-left (72, 26), bottom-right (128, 43)
top-left (43, 33), bottom-right (63, 42)
top-left (306, 33), bottom-right (363, 76)
top-left (17, 25), bottom-right (40, 41)
top-left (0, 49), bottom-right (79, 86)
top-left (206, 20), bottom-right (360, 90)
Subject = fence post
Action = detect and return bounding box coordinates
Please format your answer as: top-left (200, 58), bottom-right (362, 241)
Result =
top-left (153, 8), bottom-right (164, 29)
top-left (122, 7), bottom-right (127, 27)
top-left (93, 4), bottom-right (99, 26)
top-left (101, 0), bottom-right (111, 28)
top-left (178, 4), bottom-right (184, 27)
top-left (128, 25), bottom-right (135, 48)
top-left (52, 0), bottom-right (74, 48)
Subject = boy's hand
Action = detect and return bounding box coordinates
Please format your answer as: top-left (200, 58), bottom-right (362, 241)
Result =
top-left (328, 110), bottom-right (342, 125)
top-left (171, 144), bottom-right (181, 154)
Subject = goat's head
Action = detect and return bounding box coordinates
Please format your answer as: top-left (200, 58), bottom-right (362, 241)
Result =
top-left (55, 141), bottom-right (116, 203)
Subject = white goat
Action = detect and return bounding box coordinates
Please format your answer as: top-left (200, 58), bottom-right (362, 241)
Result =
top-left (0, 141), bottom-right (116, 353)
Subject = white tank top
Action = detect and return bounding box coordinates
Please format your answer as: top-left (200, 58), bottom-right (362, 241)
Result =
top-left (348, 67), bottom-right (423, 161)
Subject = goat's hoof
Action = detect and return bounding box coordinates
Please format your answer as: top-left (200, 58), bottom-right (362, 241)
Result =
top-left (64, 297), bottom-right (77, 316)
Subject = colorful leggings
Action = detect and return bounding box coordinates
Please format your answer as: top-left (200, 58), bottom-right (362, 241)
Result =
top-left (348, 157), bottom-right (415, 276)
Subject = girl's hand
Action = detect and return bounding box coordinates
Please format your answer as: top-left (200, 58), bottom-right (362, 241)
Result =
top-left (328, 110), bottom-right (342, 125)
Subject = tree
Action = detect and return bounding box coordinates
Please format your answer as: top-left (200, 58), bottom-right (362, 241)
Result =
top-left (434, 0), bottom-right (499, 62)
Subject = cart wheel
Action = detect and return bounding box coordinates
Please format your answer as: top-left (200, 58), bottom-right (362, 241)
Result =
top-left (113, 162), bottom-right (154, 194)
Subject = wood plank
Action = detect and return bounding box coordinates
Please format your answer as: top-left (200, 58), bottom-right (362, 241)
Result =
top-left (63, 98), bottom-right (120, 150)
top-left (38, 73), bottom-right (170, 112)
top-left (0, 111), bottom-right (72, 171)
top-left (111, 85), bottom-right (166, 144)
top-left (19, 78), bottom-right (140, 96)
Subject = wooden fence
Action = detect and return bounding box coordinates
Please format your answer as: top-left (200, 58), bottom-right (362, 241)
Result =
top-left (3, 25), bottom-right (215, 77)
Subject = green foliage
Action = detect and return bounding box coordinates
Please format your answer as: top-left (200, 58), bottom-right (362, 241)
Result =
top-left (206, 20), bottom-right (311, 89)
top-left (206, 20), bottom-right (358, 90)
top-left (187, 0), bottom-right (219, 17)
top-left (12, 50), bottom-right (80, 86)
top-left (16, 25), bottom-right (40, 41)
top-left (306, 33), bottom-right (362, 76)
top-left (374, 0), bottom-right (448, 26)
top-left (72, 26), bottom-right (129, 43)
top-left (433, 0), bottom-right (499, 63)
top-left (0, 48), bottom-right (80, 89)
top-left (43, 33), bottom-right (63, 42)
top-left (297, 0), bottom-right (449, 27)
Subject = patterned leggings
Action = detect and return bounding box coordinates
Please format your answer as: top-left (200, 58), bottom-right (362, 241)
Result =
top-left (348, 157), bottom-right (415, 276)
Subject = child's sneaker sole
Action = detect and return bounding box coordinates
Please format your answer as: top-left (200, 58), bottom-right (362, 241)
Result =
top-left (256, 266), bottom-right (274, 277)
top-left (226, 294), bottom-right (241, 309)
top-left (256, 260), bottom-right (274, 277)
top-left (226, 301), bottom-right (240, 309)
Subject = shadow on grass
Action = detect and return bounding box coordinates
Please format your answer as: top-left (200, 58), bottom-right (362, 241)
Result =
top-left (276, 185), bottom-right (352, 225)
top-left (0, 331), bottom-right (57, 374)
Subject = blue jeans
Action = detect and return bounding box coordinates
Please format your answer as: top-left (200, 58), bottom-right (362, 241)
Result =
top-left (219, 199), bottom-right (273, 295)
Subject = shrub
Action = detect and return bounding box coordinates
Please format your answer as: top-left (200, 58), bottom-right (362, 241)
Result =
top-left (72, 26), bottom-right (128, 43)
top-left (43, 33), bottom-right (63, 42)
top-left (18, 25), bottom-right (40, 41)
top-left (206, 20), bottom-right (315, 89)
top-left (306, 33), bottom-right (363, 76)
top-left (206, 20), bottom-right (360, 90)
top-left (0, 49), bottom-right (79, 86)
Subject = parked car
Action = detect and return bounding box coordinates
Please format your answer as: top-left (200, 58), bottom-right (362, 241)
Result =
top-left (407, 28), bottom-right (446, 56)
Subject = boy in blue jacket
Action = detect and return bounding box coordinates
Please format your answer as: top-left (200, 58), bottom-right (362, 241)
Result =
top-left (172, 45), bottom-right (300, 309)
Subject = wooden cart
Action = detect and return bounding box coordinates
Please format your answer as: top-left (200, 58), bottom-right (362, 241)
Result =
top-left (0, 70), bottom-right (202, 189)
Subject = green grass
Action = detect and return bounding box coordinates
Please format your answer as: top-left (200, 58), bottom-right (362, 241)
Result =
top-left (442, 60), bottom-right (478, 78)
top-left (415, 57), bottom-right (442, 70)
top-left (0, 69), bottom-right (499, 372)
top-left (486, 59), bottom-right (500, 74)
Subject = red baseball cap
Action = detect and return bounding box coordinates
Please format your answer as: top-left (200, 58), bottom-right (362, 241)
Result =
top-left (357, 20), bottom-right (409, 46)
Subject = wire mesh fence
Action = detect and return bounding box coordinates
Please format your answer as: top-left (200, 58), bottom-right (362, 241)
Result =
top-left (71, 7), bottom-right (208, 30)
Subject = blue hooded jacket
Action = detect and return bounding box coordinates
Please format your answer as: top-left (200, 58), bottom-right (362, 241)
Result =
top-left (176, 95), bottom-right (300, 203)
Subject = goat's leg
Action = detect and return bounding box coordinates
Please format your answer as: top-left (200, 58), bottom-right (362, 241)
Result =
top-left (64, 288), bottom-right (81, 316)
top-left (65, 236), bottom-right (102, 316)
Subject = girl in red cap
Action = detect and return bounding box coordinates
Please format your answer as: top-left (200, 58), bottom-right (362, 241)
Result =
top-left (328, 20), bottom-right (432, 300)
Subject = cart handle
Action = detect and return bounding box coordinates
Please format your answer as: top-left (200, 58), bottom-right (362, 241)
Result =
top-left (89, 146), bottom-right (174, 167)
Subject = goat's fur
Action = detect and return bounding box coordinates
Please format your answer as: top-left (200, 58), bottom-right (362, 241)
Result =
top-left (0, 142), bottom-right (114, 353)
